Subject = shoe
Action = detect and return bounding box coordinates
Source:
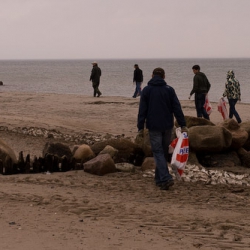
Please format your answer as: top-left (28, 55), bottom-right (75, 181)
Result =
top-left (160, 180), bottom-right (174, 190)
top-left (97, 93), bottom-right (102, 97)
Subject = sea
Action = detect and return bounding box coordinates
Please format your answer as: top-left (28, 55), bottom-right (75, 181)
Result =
top-left (0, 58), bottom-right (249, 103)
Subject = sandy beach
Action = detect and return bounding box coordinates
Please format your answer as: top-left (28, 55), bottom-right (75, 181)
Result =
top-left (1, 91), bottom-right (250, 250)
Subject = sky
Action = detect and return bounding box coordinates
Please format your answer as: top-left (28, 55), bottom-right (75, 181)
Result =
top-left (1, 0), bottom-right (250, 60)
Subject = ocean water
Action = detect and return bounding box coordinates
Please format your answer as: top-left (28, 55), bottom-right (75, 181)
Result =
top-left (0, 58), bottom-right (249, 103)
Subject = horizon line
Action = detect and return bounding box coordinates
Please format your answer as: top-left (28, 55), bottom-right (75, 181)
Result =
top-left (0, 57), bottom-right (250, 61)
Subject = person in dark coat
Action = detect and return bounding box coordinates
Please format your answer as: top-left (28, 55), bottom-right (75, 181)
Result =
top-left (90, 61), bottom-right (102, 97)
top-left (132, 64), bottom-right (143, 98)
top-left (189, 65), bottom-right (211, 120)
top-left (137, 67), bottom-right (187, 190)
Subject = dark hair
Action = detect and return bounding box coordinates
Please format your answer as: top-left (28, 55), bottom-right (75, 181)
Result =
top-left (134, 64), bottom-right (138, 67)
top-left (192, 65), bottom-right (200, 70)
top-left (152, 67), bottom-right (165, 78)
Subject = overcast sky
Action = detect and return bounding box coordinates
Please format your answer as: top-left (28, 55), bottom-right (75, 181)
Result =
top-left (1, 0), bottom-right (250, 60)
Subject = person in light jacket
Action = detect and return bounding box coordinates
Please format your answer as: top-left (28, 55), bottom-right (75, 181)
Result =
top-left (222, 70), bottom-right (242, 123)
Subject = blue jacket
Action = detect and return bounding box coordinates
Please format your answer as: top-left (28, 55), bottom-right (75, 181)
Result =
top-left (137, 75), bottom-right (186, 131)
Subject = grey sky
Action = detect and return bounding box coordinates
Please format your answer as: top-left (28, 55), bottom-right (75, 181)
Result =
top-left (1, 0), bottom-right (250, 59)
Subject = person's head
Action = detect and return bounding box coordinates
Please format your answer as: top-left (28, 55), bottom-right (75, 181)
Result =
top-left (192, 65), bottom-right (200, 74)
top-left (134, 64), bottom-right (139, 69)
top-left (227, 70), bottom-right (235, 79)
top-left (152, 67), bottom-right (165, 79)
top-left (92, 61), bottom-right (98, 66)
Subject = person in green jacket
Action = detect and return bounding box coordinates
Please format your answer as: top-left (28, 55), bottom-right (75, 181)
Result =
top-left (90, 61), bottom-right (102, 97)
top-left (189, 65), bottom-right (211, 120)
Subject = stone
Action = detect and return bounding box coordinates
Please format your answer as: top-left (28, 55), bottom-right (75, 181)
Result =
top-left (134, 129), bottom-right (152, 157)
top-left (196, 151), bottom-right (241, 168)
top-left (239, 121), bottom-right (250, 150)
top-left (219, 119), bottom-right (248, 149)
top-left (91, 138), bottom-right (144, 166)
top-left (237, 148), bottom-right (250, 168)
top-left (73, 144), bottom-right (95, 163)
top-left (43, 142), bottom-right (72, 159)
top-left (84, 153), bottom-right (117, 176)
top-left (188, 125), bottom-right (232, 152)
top-left (115, 163), bottom-right (135, 172)
top-left (175, 115), bottom-right (215, 128)
top-left (0, 139), bottom-right (17, 175)
top-left (99, 145), bottom-right (118, 158)
top-left (141, 157), bottom-right (155, 171)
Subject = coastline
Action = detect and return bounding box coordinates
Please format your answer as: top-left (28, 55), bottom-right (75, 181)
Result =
top-left (1, 91), bottom-right (249, 135)
top-left (1, 91), bottom-right (250, 249)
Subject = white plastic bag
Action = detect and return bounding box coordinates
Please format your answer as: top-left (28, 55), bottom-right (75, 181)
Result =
top-left (204, 94), bottom-right (212, 115)
top-left (217, 97), bottom-right (229, 120)
top-left (170, 128), bottom-right (189, 179)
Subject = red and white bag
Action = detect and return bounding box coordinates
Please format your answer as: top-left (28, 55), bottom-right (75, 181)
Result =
top-left (217, 97), bottom-right (229, 120)
top-left (204, 94), bottom-right (212, 115)
top-left (169, 128), bottom-right (189, 179)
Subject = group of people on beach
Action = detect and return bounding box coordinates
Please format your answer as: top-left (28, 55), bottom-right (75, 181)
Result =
top-left (90, 61), bottom-right (241, 125)
top-left (188, 65), bottom-right (242, 124)
top-left (136, 64), bottom-right (242, 191)
top-left (89, 61), bottom-right (242, 190)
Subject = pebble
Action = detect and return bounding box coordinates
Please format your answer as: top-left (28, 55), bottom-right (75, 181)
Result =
top-left (143, 164), bottom-right (250, 187)
top-left (0, 126), bottom-right (129, 145)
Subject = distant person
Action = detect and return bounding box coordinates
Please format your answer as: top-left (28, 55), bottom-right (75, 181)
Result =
top-left (137, 67), bottom-right (187, 190)
top-left (90, 61), bottom-right (102, 97)
top-left (222, 70), bottom-right (242, 123)
top-left (132, 64), bottom-right (143, 98)
top-left (189, 65), bottom-right (211, 120)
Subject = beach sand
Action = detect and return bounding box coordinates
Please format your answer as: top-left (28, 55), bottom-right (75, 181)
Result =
top-left (0, 92), bottom-right (250, 250)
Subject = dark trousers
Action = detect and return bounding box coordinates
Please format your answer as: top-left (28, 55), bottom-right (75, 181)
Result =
top-left (132, 82), bottom-right (142, 97)
top-left (149, 129), bottom-right (173, 185)
top-left (195, 93), bottom-right (209, 120)
top-left (228, 99), bottom-right (241, 123)
top-left (92, 82), bottom-right (101, 97)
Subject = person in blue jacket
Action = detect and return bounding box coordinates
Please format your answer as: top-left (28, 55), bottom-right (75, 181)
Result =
top-left (137, 67), bottom-right (187, 190)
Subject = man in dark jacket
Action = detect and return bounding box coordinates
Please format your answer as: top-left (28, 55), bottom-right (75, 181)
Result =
top-left (132, 64), bottom-right (143, 98)
top-left (137, 68), bottom-right (187, 190)
top-left (189, 65), bottom-right (211, 119)
top-left (90, 61), bottom-right (102, 97)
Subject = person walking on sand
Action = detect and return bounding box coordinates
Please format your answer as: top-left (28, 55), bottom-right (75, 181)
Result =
top-left (90, 61), bottom-right (102, 97)
top-left (222, 70), bottom-right (242, 123)
top-left (132, 64), bottom-right (143, 98)
top-left (189, 65), bottom-right (211, 120)
top-left (137, 67), bottom-right (187, 190)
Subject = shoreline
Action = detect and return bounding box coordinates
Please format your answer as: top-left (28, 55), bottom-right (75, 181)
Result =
top-left (1, 91), bottom-right (249, 136)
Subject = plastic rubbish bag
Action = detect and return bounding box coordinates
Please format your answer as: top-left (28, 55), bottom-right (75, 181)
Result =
top-left (217, 97), bottom-right (229, 120)
top-left (204, 94), bottom-right (212, 115)
top-left (169, 128), bottom-right (189, 180)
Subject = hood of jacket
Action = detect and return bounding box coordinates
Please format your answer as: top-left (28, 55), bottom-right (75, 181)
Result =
top-left (227, 70), bottom-right (235, 80)
top-left (147, 75), bottom-right (167, 86)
